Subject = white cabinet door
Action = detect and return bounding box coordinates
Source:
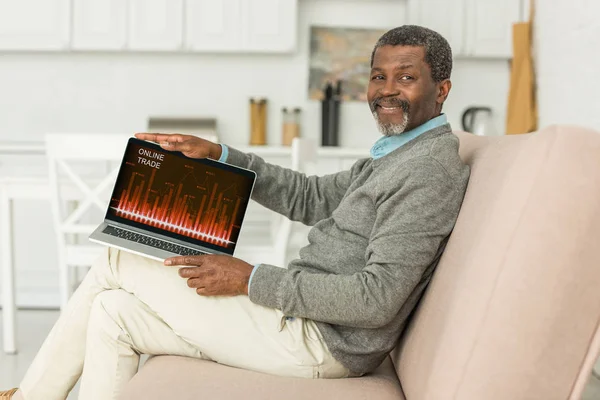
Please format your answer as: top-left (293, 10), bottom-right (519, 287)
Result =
top-left (465, 0), bottom-right (522, 58)
top-left (242, 0), bottom-right (297, 53)
top-left (0, 0), bottom-right (70, 50)
top-left (129, 0), bottom-right (183, 51)
top-left (72, 0), bottom-right (127, 50)
top-left (185, 0), bottom-right (242, 52)
top-left (407, 0), bottom-right (466, 56)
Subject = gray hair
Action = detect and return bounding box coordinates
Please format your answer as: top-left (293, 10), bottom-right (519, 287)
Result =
top-left (370, 25), bottom-right (452, 83)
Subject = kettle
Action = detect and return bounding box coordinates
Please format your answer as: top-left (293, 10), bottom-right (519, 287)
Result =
top-left (461, 106), bottom-right (497, 136)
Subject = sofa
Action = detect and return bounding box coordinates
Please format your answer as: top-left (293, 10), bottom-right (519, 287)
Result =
top-left (120, 125), bottom-right (600, 400)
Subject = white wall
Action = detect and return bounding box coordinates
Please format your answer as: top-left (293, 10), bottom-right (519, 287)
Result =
top-left (0, 0), bottom-right (510, 308)
top-left (535, 0), bottom-right (600, 131)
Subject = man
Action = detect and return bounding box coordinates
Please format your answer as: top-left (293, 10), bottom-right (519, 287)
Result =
top-left (1, 25), bottom-right (469, 400)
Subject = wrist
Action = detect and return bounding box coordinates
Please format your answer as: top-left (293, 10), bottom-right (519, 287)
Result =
top-left (244, 264), bottom-right (255, 295)
top-left (210, 143), bottom-right (223, 160)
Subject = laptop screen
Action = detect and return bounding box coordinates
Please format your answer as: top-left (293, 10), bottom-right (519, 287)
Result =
top-left (105, 138), bottom-right (256, 255)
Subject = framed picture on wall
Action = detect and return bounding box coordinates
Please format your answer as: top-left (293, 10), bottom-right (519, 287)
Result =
top-left (308, 26), bottom-right (386, 102)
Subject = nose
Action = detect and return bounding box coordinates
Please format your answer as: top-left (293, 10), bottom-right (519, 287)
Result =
top-left (379, 79), bottom-right (400, 98)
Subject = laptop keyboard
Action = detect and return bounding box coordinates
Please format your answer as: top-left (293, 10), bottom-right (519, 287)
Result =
top-left (102, 225), bottom-right (206, 256)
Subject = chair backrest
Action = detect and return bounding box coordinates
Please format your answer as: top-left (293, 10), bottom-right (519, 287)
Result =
top-left (45, 133), bottom-right (131, 236)
top-left (291, 137), bottom-right (317, 171)
top-left (392, 126), bottom-right (600, 400)
top-left (270, 137), bottom-right (318, 265)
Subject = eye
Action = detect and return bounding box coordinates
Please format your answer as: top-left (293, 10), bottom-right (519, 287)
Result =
top-left (371, 74), bottom-right (385, 81)
top-left (400, 75), bottom-right (414, 81)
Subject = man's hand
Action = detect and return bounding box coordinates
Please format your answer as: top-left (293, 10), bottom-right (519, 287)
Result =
top-left (134, 133), bottom-right (222, 160)
top-left (165, 254), bottom-right (254, 296)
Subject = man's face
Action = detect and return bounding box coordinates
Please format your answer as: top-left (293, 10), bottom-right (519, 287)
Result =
top-left (367, 45), bottom-right (446, 136)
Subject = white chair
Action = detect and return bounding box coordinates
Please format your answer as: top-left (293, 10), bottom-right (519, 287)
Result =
top-left (0, 176), bottom-right (49, 354)
top-left (234, 137), bottom-right (317, 268)
top-left (45, 133), bottom-right (131, 309)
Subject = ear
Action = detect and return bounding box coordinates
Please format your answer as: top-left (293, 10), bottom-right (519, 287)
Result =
top-left (436, 79), bottom-right (452, 106)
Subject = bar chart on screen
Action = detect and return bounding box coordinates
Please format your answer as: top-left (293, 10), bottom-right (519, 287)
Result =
top-left (108, 143), bottom-right (252, 249)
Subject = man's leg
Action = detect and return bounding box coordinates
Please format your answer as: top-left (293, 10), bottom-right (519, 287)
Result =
top-left (19, 248), bottom-right (348, 399)
top-left (101, 250), bottom-right (348, 380)
top-left (78, 289), bottom-right (209, 400)
top-left (19, 249), bottom-right (119, 400)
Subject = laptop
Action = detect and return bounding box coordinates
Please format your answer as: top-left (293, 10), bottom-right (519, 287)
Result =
top-left (89, 137), bottom-right (256, 261)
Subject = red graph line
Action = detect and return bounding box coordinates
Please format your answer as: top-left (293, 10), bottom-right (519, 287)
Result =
top-left (111, 172), bottom-right (238, 246)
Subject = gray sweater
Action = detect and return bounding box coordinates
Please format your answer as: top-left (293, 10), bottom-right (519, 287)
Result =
top-left (226, 124), bottom-right (470, 375)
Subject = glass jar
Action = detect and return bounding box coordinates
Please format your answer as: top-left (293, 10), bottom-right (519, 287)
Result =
top-left (282, 107), bottom-right (301, 146)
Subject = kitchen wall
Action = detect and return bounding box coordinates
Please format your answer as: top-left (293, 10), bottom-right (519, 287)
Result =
top-left (0, 0), bottom-right (511, 308)
top-left (535, 0), bottom-right (600, 132)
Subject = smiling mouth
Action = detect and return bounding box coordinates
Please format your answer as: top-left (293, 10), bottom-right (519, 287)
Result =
top-left (371, 97), bottom-right (410, 116)
top-left (377, 105), bottom-right (403, 114)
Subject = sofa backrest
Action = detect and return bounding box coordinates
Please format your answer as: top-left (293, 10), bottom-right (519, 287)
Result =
top-left (392, 126), bottom-right (600, 400)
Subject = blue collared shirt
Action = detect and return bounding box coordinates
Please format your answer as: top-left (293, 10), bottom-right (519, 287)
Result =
top-left (218, 144), bottom-right (229, 163)
top-left (370, 114), bottom-right (448, 160)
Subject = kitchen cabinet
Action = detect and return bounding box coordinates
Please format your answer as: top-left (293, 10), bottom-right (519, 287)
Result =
top-left (465, 0), bottom-right (522, 58)
top-left (0, 0), bottom-right (297, 53)
top-left (129, 0), bottom-right (184, 51)
top-left (0, 0), bottom-right (70, 50)
top-left (72, 0), bottom-right (127, 50)
top-left (185, 0), bottom-right (242, 52)
top-left (407, 0), bottom-right (466, 56)
top-left (408, 0), bottom-right (523, 58)
top-left (242, 0), bottom-right (297, 53)
top-left (185, 0), bottom-right (297, 53)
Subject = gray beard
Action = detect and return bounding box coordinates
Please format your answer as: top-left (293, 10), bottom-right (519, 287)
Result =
top-left (373, 111), bottom-right (409, 136)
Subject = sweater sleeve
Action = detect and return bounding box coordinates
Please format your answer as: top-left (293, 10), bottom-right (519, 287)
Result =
top-left (248, 157), bottom-right (464, 328)
top-left (226, 146), bottom-right (361, 226)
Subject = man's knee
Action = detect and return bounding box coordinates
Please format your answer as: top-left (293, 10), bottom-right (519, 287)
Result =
top-left (87, 247), bottom-right (114, 280)
top-left (89, 289), bottom-right (136, 330)
top-left (87, 248), bottom-right (132, 288)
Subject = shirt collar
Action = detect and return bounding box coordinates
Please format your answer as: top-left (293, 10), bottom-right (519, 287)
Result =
top-left (370, 114), bottom-right (448, 160)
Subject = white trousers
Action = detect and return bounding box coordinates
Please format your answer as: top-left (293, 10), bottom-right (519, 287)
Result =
top-left (19, 248), bottom-right (349, 400)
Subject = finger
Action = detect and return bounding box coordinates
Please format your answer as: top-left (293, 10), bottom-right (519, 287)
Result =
top-left (178, 266), bottom-right (206, 278)
top-left (165, 255), bottom-right (205, 266)
top-left (134, 133), bottom-right (160, 142)
top-left (179, 266), bottom-right (214, 279)
top-left (160, 139), bottom-right (197, 153)
top-left (186, 277), bottom-right (206, 288)
top-left (134, 133), bottom-right (164, 142)
top-left (134, 133), bottom-right (182, 144)
top-left (135, 133), bottom-right (189, 150)
top-left (196, 287), bottom-right (218, 296)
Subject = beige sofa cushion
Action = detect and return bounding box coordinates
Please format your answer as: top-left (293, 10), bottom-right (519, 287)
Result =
top-left (393, 126), bottom-right (600, 400)
top-left (120, 356), bottom-right (405, 400)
